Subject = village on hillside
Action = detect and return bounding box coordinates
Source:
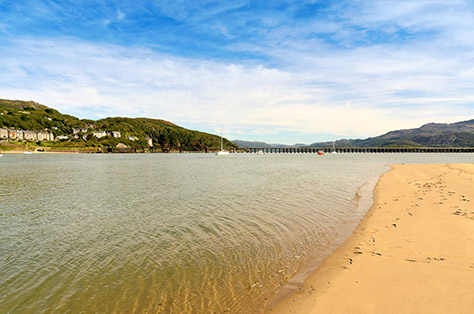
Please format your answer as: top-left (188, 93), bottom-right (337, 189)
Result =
top-left (0, 127), bottom-right (153, 146)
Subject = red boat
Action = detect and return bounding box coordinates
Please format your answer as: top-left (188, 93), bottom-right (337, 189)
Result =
top-left (317, 151), bottom-right (325, 155)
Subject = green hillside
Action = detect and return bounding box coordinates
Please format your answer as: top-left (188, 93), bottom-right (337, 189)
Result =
top-left (0, 99), bottom-right (236, 151)
top-left (0, 99), bottom-right (85, 134)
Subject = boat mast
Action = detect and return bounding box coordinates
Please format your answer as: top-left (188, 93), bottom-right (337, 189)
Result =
top-left (220, 126), bottom-right (224, 151)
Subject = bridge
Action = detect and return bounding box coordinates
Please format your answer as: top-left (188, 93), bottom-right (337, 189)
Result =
top-left (244, 147), bottom-right (474, 153)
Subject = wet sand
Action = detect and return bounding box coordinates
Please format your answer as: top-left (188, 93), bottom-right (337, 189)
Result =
top-left (269, 163), bottom-right (474, 314)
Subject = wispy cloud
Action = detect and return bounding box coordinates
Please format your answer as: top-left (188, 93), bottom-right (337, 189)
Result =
top-left (116, 8), bottom-right (125, 20)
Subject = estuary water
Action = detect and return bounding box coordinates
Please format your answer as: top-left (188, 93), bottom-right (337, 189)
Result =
top-left (1, 153), bottom-right (473, 313)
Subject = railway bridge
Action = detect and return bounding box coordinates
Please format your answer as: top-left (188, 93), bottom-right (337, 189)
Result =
top-left (245, 147), bottom-right (474, 153)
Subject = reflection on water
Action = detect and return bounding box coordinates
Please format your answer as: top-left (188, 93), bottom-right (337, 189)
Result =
top-left (1, 153), bottom-right (472, 313)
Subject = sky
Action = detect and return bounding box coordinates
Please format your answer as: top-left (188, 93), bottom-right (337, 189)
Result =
top-left (1, 0), bottom-right (474, 144)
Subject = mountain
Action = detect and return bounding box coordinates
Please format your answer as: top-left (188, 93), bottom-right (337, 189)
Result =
top-left (231, 140), bottom-right (308, 148)
top-left (311, 119), bottom-right (474, 147)
top-left (232, 140), bottom-right (276, 148)
top-left (234, 119), bottom-right (474, 148)
top-left (0, 99), bottom-right (236, 151)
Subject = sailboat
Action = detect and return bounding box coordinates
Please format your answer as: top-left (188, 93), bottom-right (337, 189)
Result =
top-left (331, 141), bottom-right (337, 154)
top-left (216, 129), bottom-right (230, 156)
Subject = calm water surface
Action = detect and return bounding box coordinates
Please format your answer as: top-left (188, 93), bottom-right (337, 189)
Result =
top-left (1, 153), bottom-right (473, 313)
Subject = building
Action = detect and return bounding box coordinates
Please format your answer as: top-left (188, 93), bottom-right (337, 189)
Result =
top-left (92, 131), bottom-right (107, 138)
top-left (56, 135), bottom-right (69, 140)
top-left (0, 128), bottom-right (8, 139)
top-left (8, 129), bottom-right (23, 140)
top-left (23, 130), bottom-right (37, 141)
top-left (110, 131), bottom-right (121, 138)
top-left (72, 128), bottom-right (88, 134)
top-left (146, 137), bottom-right (153, 147)
top-left (37, 131), bottom-right (53, 141)
top-left (0, 128), bottom-right (53, 141)
top-left (128, 136), bottom-right (138, 141)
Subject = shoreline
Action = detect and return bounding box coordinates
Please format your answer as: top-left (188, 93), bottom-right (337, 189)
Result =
top-left (263, 172), bottom-right (383, 311)
top-left (268, 163), bottom-right (474, 313)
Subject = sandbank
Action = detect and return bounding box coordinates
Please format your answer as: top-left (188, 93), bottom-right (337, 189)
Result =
top-left (268, 163), bottom-right (474, 314)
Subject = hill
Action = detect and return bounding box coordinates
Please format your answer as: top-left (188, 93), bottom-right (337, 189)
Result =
top-left (311, 119), bottom-right (474, 147)
top-left (0, 99), bottom-right (85, 134)
top-left (0, 99), bottom-right (236, 151)
top-left (234, 119), bottom-right (474, 148)
top-left (231, 140), bottom-right (307, 148)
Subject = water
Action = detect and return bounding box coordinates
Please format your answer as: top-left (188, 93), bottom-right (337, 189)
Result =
top-left (0, 153), bottom-right (472, 313)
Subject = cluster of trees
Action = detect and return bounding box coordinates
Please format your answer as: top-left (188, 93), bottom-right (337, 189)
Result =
top-left (0, 99), bottom-right (236, 151)
top-left (95, 117), bottom-right (235, 151)
top-left (0, 99), bottom-right (84, 135)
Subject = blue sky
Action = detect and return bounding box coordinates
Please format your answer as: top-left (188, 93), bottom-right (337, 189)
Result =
top-left (1, 0), bottom-right (474, 144)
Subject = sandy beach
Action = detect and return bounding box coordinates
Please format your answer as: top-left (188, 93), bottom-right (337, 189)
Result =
top-left (269, 163), bottom-right (474, 314)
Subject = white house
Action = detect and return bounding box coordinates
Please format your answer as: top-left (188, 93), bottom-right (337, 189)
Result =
top-left (72, 128), bottom-right (88, 134)
top-left (37, 131), bottom-right (53, 141)
top-left (0, 128), bottom-right (8, 139)
top-left (146, 137), bottom-right (153, 147)
top-left (92, 131), bottom-right (107, 138)
top-left (110, 131), bottom-right (121, 138)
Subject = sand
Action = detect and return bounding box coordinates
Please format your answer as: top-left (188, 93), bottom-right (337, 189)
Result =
top-left (268, 163), bottom-right (474, 314)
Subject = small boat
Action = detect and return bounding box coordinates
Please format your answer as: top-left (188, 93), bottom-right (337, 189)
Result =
top-left (317, 151), bottom-right (325, 155)
top-left (0, 154), bottom-right (3, 157)
top-left (216, 128), bottom-right (230, 156)
top-left (24, 151), bottom-right (33, 154)
top-left (216, 150), bottom-right (230, 156)
top-left (257, 150), bottom-right (264, 155)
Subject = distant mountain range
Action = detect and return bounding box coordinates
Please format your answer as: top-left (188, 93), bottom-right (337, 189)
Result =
top-left (233, 119), bottom-right (474, 148)
top-left (231, 140), bottom-right (307, 148)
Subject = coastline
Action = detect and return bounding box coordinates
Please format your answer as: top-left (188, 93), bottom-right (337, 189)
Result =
top-left (268, 163), bottom-right (474, 314)
top-left (263, 172), bottom-right (382, 311)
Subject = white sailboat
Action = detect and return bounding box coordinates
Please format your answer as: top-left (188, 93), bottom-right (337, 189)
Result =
top-left (331, 141), bottom-right (337, 154)
top-left (216, 128), bottom-right (230, 156)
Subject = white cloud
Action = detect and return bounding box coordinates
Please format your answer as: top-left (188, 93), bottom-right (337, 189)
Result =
top-left (116, 9), bottom-right (125, 20)
top-left (1, 36), bottom-right (473, 143)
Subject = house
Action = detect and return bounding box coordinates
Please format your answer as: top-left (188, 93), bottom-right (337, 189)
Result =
top-left (37, 131), bottom-right (53, 141)
top-left (8, 129), bottom-right (23, 140)
top-left (23, 130), bottom-right (37, 141)
top-left (56, 135), bottom-right (69, 140)
top-left (72, 128), bottom-right (88, 134)
top-left (92, 131), bottom-right (107, 138)
top-left (110, 131), bottom-right (121, 138)
top-left (146, 137), bottom-right (153, 147)
top-left (128, 136), bottom-right (138, 141)
top-left (0, 128), bottom-right (8, 139)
